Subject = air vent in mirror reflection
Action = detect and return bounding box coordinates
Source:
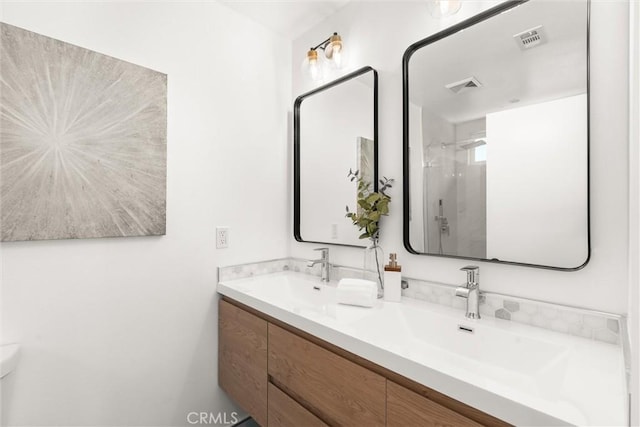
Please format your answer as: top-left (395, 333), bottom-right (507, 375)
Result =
top-left (445, 76), bottom-right (483, 94)
top-left (514, 25), bottom-right (547, 50)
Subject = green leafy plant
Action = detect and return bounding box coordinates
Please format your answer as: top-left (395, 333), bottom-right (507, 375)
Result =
top-left (345, 169), bottom-right (394, 240)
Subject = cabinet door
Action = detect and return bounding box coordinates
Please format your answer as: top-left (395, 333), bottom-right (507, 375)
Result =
top-left (268, 324), bottom-right (386, 426)
top-left (387, 381), bottom-right (483, 427)
top-left (218, 300), bottom-right (267, 426)
top-left (268, 382), bottom-right (328, 427)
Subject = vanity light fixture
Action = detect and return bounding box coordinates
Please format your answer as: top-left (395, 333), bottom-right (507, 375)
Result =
top-left (427, 0), bottom-right (462, 18)
top-left (302, 32), bottom-right (346, 81)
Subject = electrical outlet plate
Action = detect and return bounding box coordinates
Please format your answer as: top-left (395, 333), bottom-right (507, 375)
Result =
top-left (216, 227), bottom-right (229, 248)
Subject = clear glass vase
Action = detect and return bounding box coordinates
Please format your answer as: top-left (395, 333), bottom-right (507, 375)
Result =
top-left (363, 239), bottom-right (384, 298)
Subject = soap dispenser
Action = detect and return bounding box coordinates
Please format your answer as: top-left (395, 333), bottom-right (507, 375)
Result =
top-left (384, 253), bottom-right (402, 302)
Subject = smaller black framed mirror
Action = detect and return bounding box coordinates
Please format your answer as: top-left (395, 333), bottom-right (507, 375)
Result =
top-left (294, 66), bottom-right (378, 247)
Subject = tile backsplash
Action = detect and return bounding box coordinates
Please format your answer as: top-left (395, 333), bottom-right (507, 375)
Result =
top-left (218, 258), bottom-right (624, 346)
top-left (218, 258), bottom-right (376, 282)
top-left (402, 277), bottom-right (623, 345)
top-left (218, 258), bottom-right (290, 282)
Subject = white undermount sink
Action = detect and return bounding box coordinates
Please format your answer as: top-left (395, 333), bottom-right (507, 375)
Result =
top-left (349, 302), bottom-right (569, 385)
top-left (1, 343), bottom-right (20, 379)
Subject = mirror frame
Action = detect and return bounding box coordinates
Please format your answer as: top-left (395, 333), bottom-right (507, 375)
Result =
top-left (294, 66), bottom-right (379, 247)
top-left (402, 0), bottom-right (591, 271)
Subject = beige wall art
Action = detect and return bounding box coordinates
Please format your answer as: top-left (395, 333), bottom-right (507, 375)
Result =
top-left (0, 23), bottom-right (167, 241)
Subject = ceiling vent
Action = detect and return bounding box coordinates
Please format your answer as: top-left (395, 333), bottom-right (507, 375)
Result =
top-left (445, 77), bottom-right (483, 94)
top-left (514, 25), bottom-right (547, 50)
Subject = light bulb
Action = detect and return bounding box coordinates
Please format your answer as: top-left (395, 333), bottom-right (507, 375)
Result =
top-left (308, 58), bottom-right (321, 81)
top-left (331, 51), bottom-right (342, 69)
top-left (301, 48), bottom-right (323, 81)
top-left (428, 0), bottom-right (461, 18)
top-left (324, 33), bottom-right (347, 69)
top-left (440, 1), bottom-right (449, 15)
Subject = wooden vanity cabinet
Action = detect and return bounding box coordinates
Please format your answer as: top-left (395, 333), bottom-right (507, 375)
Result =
top-left (267, 382), bottom-right (328, 427)
top-left (218, 300), bottom-right (268, 426)
top-left (218, 297), bottom-right (510, 427)
top-left (387, 380), bottom-right (483, 427)
top-left (268, 323), bottom-right (386, 426)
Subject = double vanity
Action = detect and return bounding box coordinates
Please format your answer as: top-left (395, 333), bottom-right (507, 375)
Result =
top-left (217, 264), bottom-right (627, 426)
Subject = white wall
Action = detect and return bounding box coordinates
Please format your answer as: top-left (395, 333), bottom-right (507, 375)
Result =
top-left (0, 2), bottom-right (290, 426)
top-left (291, 1), bottom-right (630, 314)
top-left (486, 94), bottom-right (588, 268)
top-left (628, 1), bottom-right (639, 424)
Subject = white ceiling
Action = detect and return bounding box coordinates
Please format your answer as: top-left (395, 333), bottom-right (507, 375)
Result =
top-left (221, 1), bottom-right (351, 39)
top-left (409, 0), bottom-right (588, 124)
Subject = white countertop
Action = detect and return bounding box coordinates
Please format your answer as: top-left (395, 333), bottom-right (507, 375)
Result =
top-left (218, 272), bottom-right (628, 426)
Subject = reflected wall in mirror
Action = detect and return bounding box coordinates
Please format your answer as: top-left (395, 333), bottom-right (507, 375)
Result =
top-left (295, 67), bottom-right (378, 247)
top-left (403, 0), bottom-right (589, 269)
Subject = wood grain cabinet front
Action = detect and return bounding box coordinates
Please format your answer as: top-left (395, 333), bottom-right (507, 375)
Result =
top-left (267, 382), bottom-right (329, 427)
top-left (218, 298), bottom-right (510, 427)
top-left (218, 299), bottom-right (268, 426)
top-left (388, 380), bottom-right (492, 427)
top-left (268, 323), bottom-right (386, 426)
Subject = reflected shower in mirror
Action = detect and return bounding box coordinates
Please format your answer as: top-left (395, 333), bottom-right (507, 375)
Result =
top-left (403, 0), bottom-right (589, 269)
top-left (295, 67), bottom-right (378, 247)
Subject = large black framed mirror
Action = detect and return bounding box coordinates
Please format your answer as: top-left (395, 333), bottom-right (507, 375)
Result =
top-left (403, 0), bottom-right (590, 270)
top-left (294, 66), bottom-right (378, 247)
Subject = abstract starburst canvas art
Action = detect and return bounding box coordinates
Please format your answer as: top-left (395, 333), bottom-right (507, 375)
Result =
top-left (0, 23), bottom-right (167, 242)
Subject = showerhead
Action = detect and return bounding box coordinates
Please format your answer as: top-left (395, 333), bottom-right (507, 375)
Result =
top-left (425, 140), bottom-right (450, 150)
top-left (460, 139), bottom-right (486, 150)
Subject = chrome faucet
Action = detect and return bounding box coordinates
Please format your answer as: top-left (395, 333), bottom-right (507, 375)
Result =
top-left (307, 248), bottom-right (330, 282)
top-left (455, 266), bottom-right (481, 319)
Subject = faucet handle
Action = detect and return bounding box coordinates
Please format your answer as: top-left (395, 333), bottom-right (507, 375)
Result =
top-left (460, 265), bottom-right (479, 285)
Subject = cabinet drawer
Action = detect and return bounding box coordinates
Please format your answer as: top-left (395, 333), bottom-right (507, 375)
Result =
top-left (387, 381), bottom-right (483, 427)
top-left (268, 382), bottom-right (328, 427)
top-left (268, 323), bottom-right (385, 426)
top-left (218, 300), bottom-right (268, 426)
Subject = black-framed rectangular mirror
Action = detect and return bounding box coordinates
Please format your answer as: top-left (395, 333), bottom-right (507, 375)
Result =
top-left (294, 66), bottom-right (378, 247)
top-left (403, 0), bottom-right (589, 270)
